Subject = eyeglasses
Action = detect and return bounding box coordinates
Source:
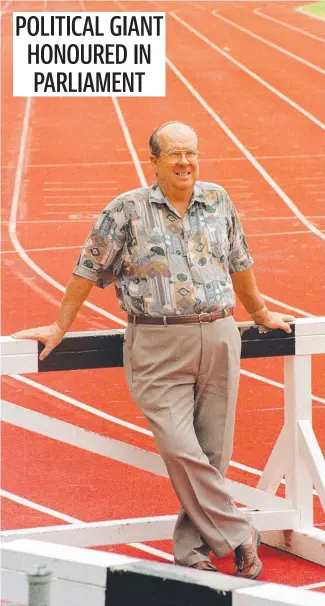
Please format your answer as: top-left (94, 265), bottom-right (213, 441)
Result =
top-left (160, 150), bottom-right (200, 164)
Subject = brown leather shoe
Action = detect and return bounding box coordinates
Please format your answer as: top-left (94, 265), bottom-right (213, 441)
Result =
top-left (235, 526), bottom-right (263, 579)
top-left (190, 561), bottom-right (220, 572)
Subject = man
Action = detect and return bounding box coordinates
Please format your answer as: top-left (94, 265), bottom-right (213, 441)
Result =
top-left (13, 121), bottom-right (294, 578)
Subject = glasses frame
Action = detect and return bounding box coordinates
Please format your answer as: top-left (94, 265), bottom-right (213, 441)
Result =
top-left (159, 150), bottom-right (200, 164)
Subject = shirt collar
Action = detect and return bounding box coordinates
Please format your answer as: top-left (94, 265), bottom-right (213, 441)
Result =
top-left (149, 182), bottom-right (208, 207)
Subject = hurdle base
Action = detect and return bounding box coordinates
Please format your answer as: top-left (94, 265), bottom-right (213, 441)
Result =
top-left (261, 528), bottom-right (325, 566)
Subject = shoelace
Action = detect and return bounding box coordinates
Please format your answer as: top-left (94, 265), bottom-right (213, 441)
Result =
top-left (235, 543), bottom-right (256, 571)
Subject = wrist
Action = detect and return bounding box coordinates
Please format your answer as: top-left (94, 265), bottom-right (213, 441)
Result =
top-left (249, 304), bottom-right (268, 321)
top-left (53, 321), bottom-right (67, 334)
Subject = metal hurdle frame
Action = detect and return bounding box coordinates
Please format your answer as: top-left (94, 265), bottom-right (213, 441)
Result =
top-left (1, 317), bottom-right (325, 567)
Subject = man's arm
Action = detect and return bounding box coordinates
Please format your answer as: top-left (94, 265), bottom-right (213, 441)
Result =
top-left (12, 275), bottom-right (94, 360)
top-left (231, 267), bottom-right (295, 333)
top-left (12, 199), bottom-right (127, 359)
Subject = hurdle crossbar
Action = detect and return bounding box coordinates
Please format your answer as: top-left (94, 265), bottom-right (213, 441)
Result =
top-left (1, 317), bottom-right (325, 570)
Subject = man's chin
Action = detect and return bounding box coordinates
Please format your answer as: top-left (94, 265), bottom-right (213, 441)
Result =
top-left (174, 176), bottom-right (195, 188)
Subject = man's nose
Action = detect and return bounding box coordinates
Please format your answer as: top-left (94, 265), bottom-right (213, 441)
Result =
top-left (178, 152), bottom-right (190, 164)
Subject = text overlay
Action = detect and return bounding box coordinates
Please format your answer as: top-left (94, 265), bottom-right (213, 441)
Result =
top-left (13, 12), bottom-right (166, 97)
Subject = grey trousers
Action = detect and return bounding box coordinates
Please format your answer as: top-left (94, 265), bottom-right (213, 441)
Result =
top-left (123, 315), bottom-right (251, 566)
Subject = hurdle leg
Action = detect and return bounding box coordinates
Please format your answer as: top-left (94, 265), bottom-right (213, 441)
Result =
top-left (256, 427), bottom-right (286, 494)
top-left (283, 355), bottom-right (313, 527)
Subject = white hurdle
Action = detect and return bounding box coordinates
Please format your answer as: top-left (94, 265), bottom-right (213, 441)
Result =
top-left (2, 539), bottom-right (325, 606)
top-left (1, 317), bottom-right (324, 603)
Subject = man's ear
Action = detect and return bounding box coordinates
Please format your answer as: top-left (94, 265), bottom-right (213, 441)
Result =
top-left (150, 154), bottom-right (159, 175)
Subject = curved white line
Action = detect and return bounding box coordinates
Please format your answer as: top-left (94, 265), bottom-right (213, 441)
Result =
top-left (12, 374), bottom-right (153, 436)
top-left (1, 489), bottom-right (79, 523)
top-left (212, 10), bottom-right (325, 75)
top-left (112, 97), bottom-right (147, 188)
top-left (166, 57), bottom-right (325, 243)
top-left (8, 98), bottom-right (127, 328)
top-left (170, 12), bottom-right (325, 131)
top-left (253, 7), bottom-right (325, 43)
top-left (296, 6), bottom-right (325, 24)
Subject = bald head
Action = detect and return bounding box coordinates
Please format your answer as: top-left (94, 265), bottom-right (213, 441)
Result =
top-left (149, 121), bottom-right (198, 157)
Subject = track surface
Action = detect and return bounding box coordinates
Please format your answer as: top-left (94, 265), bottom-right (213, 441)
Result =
top-left (1, 0), bottom-right (325, 593)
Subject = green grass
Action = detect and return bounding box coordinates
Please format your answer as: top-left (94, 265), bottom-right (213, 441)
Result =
top-left (299, 1), bottom-right (325, 19)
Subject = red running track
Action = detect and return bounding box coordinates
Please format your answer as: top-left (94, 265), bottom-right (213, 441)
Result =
top-left (1, 0), bottom-right (324, 593)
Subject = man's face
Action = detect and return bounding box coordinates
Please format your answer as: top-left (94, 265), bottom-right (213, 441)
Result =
top-left (150, 125), bottom-right (199, 193)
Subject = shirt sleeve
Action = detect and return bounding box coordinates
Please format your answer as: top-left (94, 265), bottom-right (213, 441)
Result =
top-left (72, 204), bottom-right (126, 289)
top-left (227, 197), bottom-right (254, 273)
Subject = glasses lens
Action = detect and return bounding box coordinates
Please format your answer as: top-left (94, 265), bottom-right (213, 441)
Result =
top-left (166, 151), bottom-right (199, 163)
top-left (168, 152), bottom-right (182, 163)
top-left (186, 152), bottom-right (198, 161)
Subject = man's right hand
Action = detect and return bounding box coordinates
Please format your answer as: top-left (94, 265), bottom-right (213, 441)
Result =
top-left (11, 322), bottom-right (66, 360)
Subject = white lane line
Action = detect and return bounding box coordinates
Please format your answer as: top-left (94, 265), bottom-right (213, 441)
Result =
top-left (112, 97), bottom-right (147, 188)
top-left (240, 369), bottom-right (325, 404)
top-left (1, 489), bottom-right (173, 561)
top-left (3, 219), bottom-right (94, 224)
top-left (44, 203), bottom-right (106, 206)
top-left (246, 229), bottom-right (325, 237)
top-left (44, 181), bottom-right (117, 184)
top-left (246, 215), bottom-right (325, 221)
top-left (304, 183), bottom-right (325, 188)
top-left (166, 57), bottom-right (325, 242)
top-left (299, 581), bottom-right (325, 590)
top-left (44, 195), bottom-right (115, 199)
top-left (253, 7), bottom-right (325, 43)
top-left (170, 12), bottom-right (325, 131)
top-left (297, 7), bottom-right (325, 23)
top-left (1, 489), bottom-right (79, 523)
top-left (212, 10), bottom-right (325, 75)
top-left (43, 187), bottom-right (118, 191)
top-left (8, 98), bottom-right (127, 328)
top-left (11, 374), bottom-right (152, 436)
top-left (129, 543), bottom-right (174, 561)
top-left (1, 245), bottom-right (81, 254)
top-left (44, 212), bottom-right (98, 215)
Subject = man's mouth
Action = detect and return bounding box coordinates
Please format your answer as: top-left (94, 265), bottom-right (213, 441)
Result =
top-left (175, 171), bottom-right (191, 176)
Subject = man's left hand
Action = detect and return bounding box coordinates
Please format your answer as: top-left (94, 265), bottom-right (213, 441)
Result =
top-left (254, 311), bottom-right (295, 333)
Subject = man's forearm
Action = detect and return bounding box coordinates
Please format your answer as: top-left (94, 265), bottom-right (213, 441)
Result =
top-left (231, 267), bottom-right (265, 315)
top-left (56, 275), bottom-right (94, 332)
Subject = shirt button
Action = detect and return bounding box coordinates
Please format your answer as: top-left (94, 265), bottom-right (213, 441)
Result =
top-left (176, 250), bottom-right (181, 255)
top-left (191, 211), bottom-right (195, 216)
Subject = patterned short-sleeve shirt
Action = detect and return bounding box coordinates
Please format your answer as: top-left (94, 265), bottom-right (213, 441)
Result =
top-left (73, 181), bottom-right (253, 316)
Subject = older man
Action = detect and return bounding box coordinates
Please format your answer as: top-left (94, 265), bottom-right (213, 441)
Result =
top-left (13, 121), bottom-right (294, 578)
